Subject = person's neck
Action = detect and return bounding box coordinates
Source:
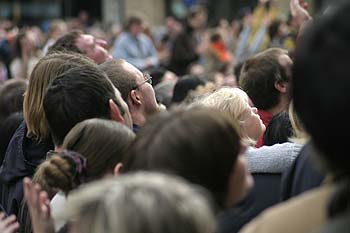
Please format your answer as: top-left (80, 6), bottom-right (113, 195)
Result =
top-left (54, 145), bottom-right (63, 152)
top-left (268, 97), bottom-right (290, 116)
top-left (130, 111), bottom-right (146, 127)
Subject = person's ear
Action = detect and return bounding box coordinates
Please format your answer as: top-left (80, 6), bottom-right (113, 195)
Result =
top-left (109, 99), bottom-right (125, 124)
top-left (274, 81), bottom-right (288, 93)
top-left (113, 163), bottom-right (123, 176)
top-left (129, 90), bottom-right (142, 106)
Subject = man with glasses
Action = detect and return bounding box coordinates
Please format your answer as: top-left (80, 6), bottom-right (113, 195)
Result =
top-left (100, 59), bottom-right (159, 132)
top-left (133, 73), bottom-right (153, 89)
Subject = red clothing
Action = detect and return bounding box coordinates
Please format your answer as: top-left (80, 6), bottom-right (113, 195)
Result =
top-left (256, 110), bottom-right (273, 148)
top-left (211, 41), bottom-right (231, 62)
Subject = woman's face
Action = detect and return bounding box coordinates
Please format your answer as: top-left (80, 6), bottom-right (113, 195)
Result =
top-left (225, 143), bottom-right (253, 207)
top-left (240, 101), bottom-right (266, 141)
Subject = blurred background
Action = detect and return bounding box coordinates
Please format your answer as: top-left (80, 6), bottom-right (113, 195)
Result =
top-left (0, 0), bottom-right (333, 27)
top-left (0, 0), bottom-right (340, 83)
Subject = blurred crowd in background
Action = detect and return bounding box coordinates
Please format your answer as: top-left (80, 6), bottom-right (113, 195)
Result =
top-left (0, 0), bottom-right (298, 83)
top-left (1, 0), bottom-right (350, 233)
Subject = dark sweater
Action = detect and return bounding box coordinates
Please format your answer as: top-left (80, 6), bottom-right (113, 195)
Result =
top-left (0, 121), bottom-right (53, 215)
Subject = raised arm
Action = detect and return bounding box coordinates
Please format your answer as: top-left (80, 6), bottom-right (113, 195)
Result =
top-left (290, 0), bottom-right (312, 28)
top-left (23, 178), bottom-right (55, 233)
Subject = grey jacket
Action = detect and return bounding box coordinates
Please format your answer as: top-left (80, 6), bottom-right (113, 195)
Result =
top-left (246, 142), bottom-right (303, 173)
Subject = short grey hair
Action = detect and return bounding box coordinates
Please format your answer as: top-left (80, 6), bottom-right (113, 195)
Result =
top-left (63, 172), bottom-right (216, 233)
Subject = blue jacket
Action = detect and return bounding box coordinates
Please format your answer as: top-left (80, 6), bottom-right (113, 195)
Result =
top-left (112, 32), bottom-right (158, 70)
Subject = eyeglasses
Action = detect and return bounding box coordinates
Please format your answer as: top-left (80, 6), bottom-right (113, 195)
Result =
top-left (132, 73), bottom-right (153, 90)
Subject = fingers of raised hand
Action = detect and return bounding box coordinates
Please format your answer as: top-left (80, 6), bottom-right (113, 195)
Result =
top-left (0, 213), bottom-right (19, 233)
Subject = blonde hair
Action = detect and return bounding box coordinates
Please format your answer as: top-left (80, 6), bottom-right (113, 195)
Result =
top-left (23, 52), bottom-right (94, 141)
top-left (198, 87), bottom-right (249, 135)
top-left (288, 101), bottom-right (310, 144)
top-left (63, 172), bottom-right (216, 233)
top-left (48, 20), bottom-right (66, 37)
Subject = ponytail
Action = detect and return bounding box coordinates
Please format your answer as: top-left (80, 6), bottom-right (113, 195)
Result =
top-left (32, 150), bottom-right (87, 197)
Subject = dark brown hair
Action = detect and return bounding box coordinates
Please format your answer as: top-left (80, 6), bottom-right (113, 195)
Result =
top-left (239, 48), bottom-right (290, 110)
top-left (99, 59), bottom-right (137, 102)
top-left (124, 107), bottom-right (241, 208)
top-left (47, 30), bottom-right (83, 55)
top-left (33, 119), bottom-right (135, 195)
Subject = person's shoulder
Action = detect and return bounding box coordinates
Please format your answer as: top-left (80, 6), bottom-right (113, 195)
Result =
top-left (246, 143), bottom-right (302, 173)
top-left (115, 32), bottom-right (130, 44)
top-left (249, 142), bottom-right (302, 155)
top-left (139, 33), bottom-right (153, 42)
top-left (239, 184), bottom-right (335, 233)
top-left (263, 183), bottom-right (333, 216)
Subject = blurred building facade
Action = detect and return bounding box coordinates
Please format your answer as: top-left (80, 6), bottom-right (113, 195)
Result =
top-left (0, 0), bottom-right (331, 27)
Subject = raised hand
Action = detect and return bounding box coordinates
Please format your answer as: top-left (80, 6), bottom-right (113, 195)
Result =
top-left (290, 0), bottom-right (312, 27)
top-left (23, 178), bottom-right (55, 233)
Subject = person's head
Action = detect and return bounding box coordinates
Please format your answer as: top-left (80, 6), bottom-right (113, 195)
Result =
top-left (43, 64), bottom-right (132, 146)
top-left (154, 80), bottom-right (177, 108)
top-left (180, 82), bottom-right (217, 106)
top-left (63, 172), bottom-right (216, 233)
top-left (263, 111), bottom-right (293, 146)
top-left (23, 52), bottom-right (95, 142)
top-left (47, 20), bottom-right (67, 39)
top-left (187, 5), bottom-right (208, 29)
top-left (48, 30), bottom-right (112, 64)
top-left (0, 79), bottom-right (27, 122)
top-left (197, 87), bottom-right (265, 143)
top-left (123, 107), bottom-right (253, 208)
top-left (14, 30), bottom-right (37, 59)
top-left (32, 119), bottom-right (135, 197)
top-left (238, 7), bottom-right (253, 26)
top-left (292, 1), bottom-right (350, 218)
top-left (239, 48), bottom-right (292, 112)
top-left (125, 16), bottom-right (144, 36)
top-left (268, 19), bottom-right (289, 40)
top-left (100, 59), bottom-right (158, 121)
top-left (293, 2), bottom-right (350, 177)
top-left (210, 32), bottom-right (223, 44)
top-left (171, 75), bottom-right (206, 104)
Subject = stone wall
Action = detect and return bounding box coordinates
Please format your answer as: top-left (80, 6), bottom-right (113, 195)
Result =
top-left (102, 0), bottom-right (123, 23)
top-left (102, 0), bottom-right (316, 25)
top-left (124, 0), bottom-right (165, 26)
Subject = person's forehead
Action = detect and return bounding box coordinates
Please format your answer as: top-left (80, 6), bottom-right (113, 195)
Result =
top-left (80, 34), bottom-right (94, 44)
top-left (121, 61), bottom-right (143, 81)
top-left (278, 52), bottom-right (293, 66)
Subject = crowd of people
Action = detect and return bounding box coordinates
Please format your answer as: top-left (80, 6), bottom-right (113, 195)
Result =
top-left (0, 0), bottom-right (349, 232)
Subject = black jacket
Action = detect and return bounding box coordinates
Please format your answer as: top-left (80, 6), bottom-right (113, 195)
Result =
top-left (168, 25), bottom-right (200, 76)
top-left (281, 142), bottom-right (325, 201)
top-left (0, 122), bottom-right (53, 215)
